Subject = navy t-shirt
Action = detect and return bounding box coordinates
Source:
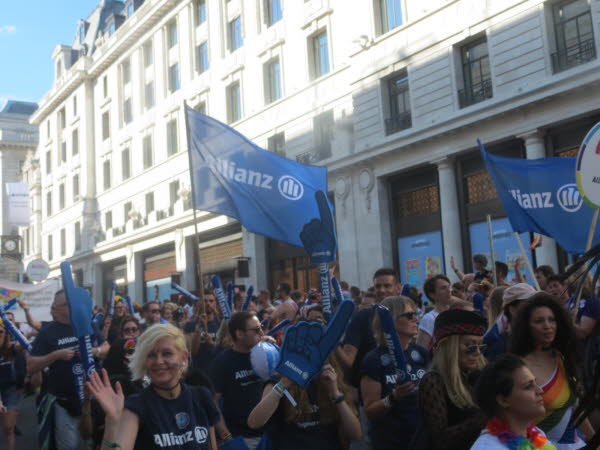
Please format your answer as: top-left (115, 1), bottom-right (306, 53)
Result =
top-left (360, 343), bottom-right (430, 450)
top-left (209, 348), bottom-right (263, 437)
top-left (567, 296), bottom-right (600, 323)
top-left (0, 345), bottom-right (20, 388)
top-left (267, 381), bottom-right (342, 450)
top-left (343, 307), bottom-right (376, 387)
top-left (125, 384), bottom-right (219, 450)
top-left (31, 321), bottom-right (79, 400)
top-left (183, 318), bottom-right (221, 371)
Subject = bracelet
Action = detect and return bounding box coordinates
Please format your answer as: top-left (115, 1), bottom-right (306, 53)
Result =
top-left (332, 393), bottom-right (345, 405)
top-left (272, 381), bottom-right (286, 398)
top-left (102, 440), bottom-right (121, 448)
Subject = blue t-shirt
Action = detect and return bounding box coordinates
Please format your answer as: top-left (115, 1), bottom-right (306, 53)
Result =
top-left (183, 318), bottom-right (221, 371)
top-left (31, 321), bottom-right (79, 400)
top-left (343, 307), bottom-right (376, 387)
top-left (0, 345), bottom-right (21, 388)
top-left (125, 384), bottom-right (219, 450)
top-left (209, 348), bottom-right (263, 438)
top-left (567, 296), bottom-right (600, 323)
top-left (360, 343), bottom-right (430, 450)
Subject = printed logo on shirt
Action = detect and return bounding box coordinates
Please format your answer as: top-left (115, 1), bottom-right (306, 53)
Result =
top-left (235, 370), bottom-right (254, 380)
top-left (57, 336), bottom-right (78, 346)
top-left (153, 427), bottom-right (208, 447)
top-left (380, 354), bottom-right (391, 367)
top-left (175, 412), bottom-right (190, 430)
top-left (72, 363), bottom-right (84, 376)
top-left (410, 350), bottom-right (423, 363)
top-left (284, 360), bottom-right (308, 380)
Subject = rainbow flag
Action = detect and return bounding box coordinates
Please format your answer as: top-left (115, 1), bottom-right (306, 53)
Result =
top-left (0, 287), bottom-right (22, 305)
top-left (529, 234), bottom-right (542, 250)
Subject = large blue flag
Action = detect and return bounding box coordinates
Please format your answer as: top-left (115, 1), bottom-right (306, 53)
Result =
top-left (185, 105), bottom-right (336, 262)
top-left (479, 140), bottom-right (600, 254)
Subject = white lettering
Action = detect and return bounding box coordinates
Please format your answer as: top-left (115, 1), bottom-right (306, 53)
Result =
top-left (509, 189), bottom-right (554, 209)
top-left (284, 360), bottom-right (304, 376)
top-left (57, 337), bottom-right (78, 346)
top-left (208, 157), bottom-right (273, 191)
top-left (235, 369), bottom-right (254, 380)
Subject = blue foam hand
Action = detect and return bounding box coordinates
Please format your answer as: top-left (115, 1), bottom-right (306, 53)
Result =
top-left (401, 283), bottom-right (411, 297)
top-left (2, 298), bottom-right (17, 312)
top-left (107, 281), bottom-right (116, 318)
top-left (241, 285), bottom-right (254, 311)
top-left (331, 276), bottom-right (343, 306)
top-left (211, 275), bottom-right (232, 319)
top-left (125, 296), bottom-right (134, 315)
top-left (300, 191), bottom-right (336, 264)
top-left (0, 310), bottom-right (31, 352)
top-left (319, 264), bottom-right (332, 323)
top-left (91, 313), bottom-right (104, 338)
top-left (267, 318), bottom-right (291, 337)
top-left (473, 293), bottom-right (484, 313)
top-left (275, 299), bottom-right (354, 388)
top-left (261, 318), bottom-right (271, 328)
top-left (171, 283), bottom-right (199, 302)
top-left (226, 282), bottom-right (234, 311)
top-left (375, 305), bottom-right (408, 383)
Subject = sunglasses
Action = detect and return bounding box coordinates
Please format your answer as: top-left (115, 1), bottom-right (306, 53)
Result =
top-left (245, 327), bottom-right (262, 334)
top-left (464, 344), bottom-right (487, 355)
top-left (149, 309), bottom-right (160, 314)
top-left (123, 327), bottom-right (138, 333)
top-left (399, 312), bottom-right (418, 320)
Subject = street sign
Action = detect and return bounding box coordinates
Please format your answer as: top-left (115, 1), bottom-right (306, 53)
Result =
top-left (26, 259), bottom-right (49, 282)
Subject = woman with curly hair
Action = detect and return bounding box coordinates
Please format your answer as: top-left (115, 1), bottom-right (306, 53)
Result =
top-left (509, 292), bottom-right (594, 448)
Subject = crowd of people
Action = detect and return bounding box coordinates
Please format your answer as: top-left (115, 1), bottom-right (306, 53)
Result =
top-left (0, 253), bottom-right (598, 449)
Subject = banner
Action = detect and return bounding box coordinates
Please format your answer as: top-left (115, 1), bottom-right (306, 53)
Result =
top-left (479, 140), bottom-right (600, 254)
top-left (6, 182), bottom-right (29, 226)
top-left (185, 105), bottom-right (336, 259)
top-left (0, 278), bottom-right (59, 322)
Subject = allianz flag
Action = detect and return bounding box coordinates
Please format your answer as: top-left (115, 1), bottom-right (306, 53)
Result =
top-left (185, 105), bottom-right (336, 261)
top-left (479, 140), bottom-right (600, 254)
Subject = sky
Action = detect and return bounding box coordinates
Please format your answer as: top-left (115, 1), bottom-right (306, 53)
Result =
top-left (0, 1), bottom-right (98, 107)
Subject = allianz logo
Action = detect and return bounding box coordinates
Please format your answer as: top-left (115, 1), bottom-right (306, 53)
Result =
top-left (509, 184), bottom-right (582, 213)
top-left (208, 157), bottom-right (304, 201)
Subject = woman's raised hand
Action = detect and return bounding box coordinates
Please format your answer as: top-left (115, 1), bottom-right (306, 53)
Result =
top-left (86, 368), bottom-right (124, 424)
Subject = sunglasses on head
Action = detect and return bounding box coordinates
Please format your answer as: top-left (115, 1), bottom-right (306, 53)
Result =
top-left (464, 343), bottom-right (487, 355)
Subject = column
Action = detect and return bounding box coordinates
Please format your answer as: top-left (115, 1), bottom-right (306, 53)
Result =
top-left (91, 262), bottom-right (103, 307)
top-left (242, 229), bottom-right (268, 290)
top-left (519, 130), bottom-right (559, 271)
top-left (435, 157), bottom-right (463, 282)
top-left (180, 236), bottom-right (197, 292)
top-left (126, 245), bottom-right (144, 303)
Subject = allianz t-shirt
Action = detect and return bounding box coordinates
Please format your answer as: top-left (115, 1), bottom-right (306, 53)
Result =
top-left (31, 321), bottom-right (79, 400)
top-left (209, 348), bottom-right (263, 437)
top-left (125, 384), bottom-right (219, 450)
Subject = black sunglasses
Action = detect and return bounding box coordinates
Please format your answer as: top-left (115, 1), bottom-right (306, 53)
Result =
top-left (245, 327), bottom-right (262, 334)
top-left (464, 344), bottom-right (487, 355)
top-left (399, 312), bottom-right (418, 320)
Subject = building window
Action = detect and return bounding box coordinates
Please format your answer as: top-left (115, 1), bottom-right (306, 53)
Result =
top-left (72, 96), bottom-right (77, 116)
top-left (59, 108), bottom-right (66, 130)
top-left (313, 110), bottom-right (334, 161)
top-left (102, 111), bottom-right (110, 140)
top-left (103, 76), bottom-right (108, 97)
top-left (170, 180), bottom-right (180, 206)
top-left (311, 31), bottom-right (330, 79)
top-left (264, 57), bottom-right (282, 104)
top-left (552, 0), bottom-right (596, 73)
top-left (226, 82), bottom-right (242, 123)
top-left (105, 210), bottom-right (113, 229)
top-left (228, 16), bottom-right (243, 51)
top-left (143, 41), bottom-right (153, 67)
top-left (103, 160), bottom-right (111, 190)
top-left (143, 134), bottom-right (153, 168)
top-left (385, 71), bottom-right (412, 135)
top-left (266, 0), bottom-right (282, 26)
top-left (195, 0), bottom-right (207, 25)
top-left (123, 98), bottom-right (133, 124)
top-left (167, 119), bottom-right (179, 156)
top-left (124, 202), bottom-right (132, 222)
top-left (72, 129), bottom-right (79, 155)
top-left (458, 37), bottom-right (492, 108)
top-left (167, 20), bottom-right (178, 48)
top-left (46, 191), bottom-right (52, 217)
top-left (145, 81), bottom-right (155, 109)
top-left (46, 151), bottom-right (52, 174)
top-left (196, 42), bottom-right (209, 74)
top-left (75, 222), bottom-right (81, 251)
top-left (122, 59), bottom-right (131, 85)
top-left (59, 183), bottom-right (65, 210)
top-left (73, 174), bottom-right (80, 201)
top-left (122, 148), bottom-right (131, 180)
top-left (60, 229), bottom-right (66, 256)
top-left (46, 120), bottom-right (50, 140)
top-left (379, 0), bottom-right (402, 34)
top-left (268, 132), bottom-right (285, 156)
top-left (48, 235), bottom-right (53, 260)
top-left (146, 192), bottom-right (155, 214)
top-left (126, 1), bottom-right (134, 17)
top-left (168, 63), bottom-right (180, 93)
top-left (60, 140), bottom-right (67, 163)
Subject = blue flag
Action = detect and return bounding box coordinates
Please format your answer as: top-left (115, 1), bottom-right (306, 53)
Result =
top-left (479, 140), bottom-right (600, 254)
top-left (185, 105), bottom-right (336, 262)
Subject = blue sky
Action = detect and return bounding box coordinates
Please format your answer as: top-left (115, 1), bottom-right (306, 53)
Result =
top-left (0, 1), bottom-right (98, 106)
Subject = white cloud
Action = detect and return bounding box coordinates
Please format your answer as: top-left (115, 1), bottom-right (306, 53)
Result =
top-left (0, 25), bottom-right (16, 34)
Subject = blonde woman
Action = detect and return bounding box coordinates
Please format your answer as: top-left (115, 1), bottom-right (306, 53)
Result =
top-left (87, 324), bottom-right (219, 450)
top-left (414, 309), bottom-right (488, 450)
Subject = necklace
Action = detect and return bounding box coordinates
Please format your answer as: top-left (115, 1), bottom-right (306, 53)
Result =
top-left (486, 418), bottom-right (556, 450)
top-left (152, 381), bottom-right (181, 398)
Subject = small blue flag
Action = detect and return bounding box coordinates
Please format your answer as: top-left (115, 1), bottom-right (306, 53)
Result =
top-left (185, 105), bottom-right (336, 262)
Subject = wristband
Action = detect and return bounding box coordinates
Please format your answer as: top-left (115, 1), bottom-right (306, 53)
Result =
top-left (332, 393), bottom-right (345, 404)
top-left (102, 440), bottom-right (121, 448)
top-left (272, 381), bottom-right (286, 398)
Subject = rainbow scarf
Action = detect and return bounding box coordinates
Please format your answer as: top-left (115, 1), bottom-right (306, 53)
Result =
top-left (537, 357), bottom-right (575, 433)
top-left (486, 418), bottom-right (556, 449)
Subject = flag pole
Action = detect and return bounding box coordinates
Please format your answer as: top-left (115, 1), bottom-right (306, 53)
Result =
top-left (514, 232), bottom-right (541, 290)
top-left (182, 102), bottom-right (208, 329)
top-left (486, 215), bottom-right (497, 287)
top-left (573, 207), bottom-right (599, 319)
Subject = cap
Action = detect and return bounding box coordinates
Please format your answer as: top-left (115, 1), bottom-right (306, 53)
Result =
top-left (502, 283), bottom-right (537, 309)
top-left (433, 309), bottom-right (487, 346)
